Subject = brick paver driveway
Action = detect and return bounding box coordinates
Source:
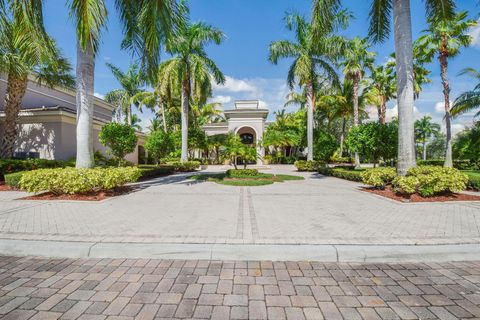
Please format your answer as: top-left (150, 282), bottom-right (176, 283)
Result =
top-left (0, 256), bottom-right (479, 319)
top-left (0, 165), bottom-right (479, 246)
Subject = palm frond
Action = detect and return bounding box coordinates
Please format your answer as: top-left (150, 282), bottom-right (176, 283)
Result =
top-left (452, 90), bottom-right (480, 117)
top-left (424, 0), bottom-right (456, 21)
top-left (368, 0), bottom-right (392, 43)
top-left (68, 0), bottom-right (107, 53)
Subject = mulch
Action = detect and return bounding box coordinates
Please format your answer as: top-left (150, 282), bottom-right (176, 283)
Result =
top-left (362, 186), bottom-right (480, 203)
top-left (20, 186), bottom-right (134, 201)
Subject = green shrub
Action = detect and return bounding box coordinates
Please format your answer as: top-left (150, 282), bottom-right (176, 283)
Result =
top-left (318, 167), bottom-right (364, 182)
top-left (99, 122), bottom-right (138, 165)
top-left (226, 169), bottom-right (259, 178)
top-left (4, 171), bottom-right (25, 188)
top-left (166, 161), bottom-right (201, 172)
top-left (19, 167), bottom-right (141, 195)
top-left (144, 130), bottom-right (174, 164)
top-left (393, 166), bottom-right (468, 197)
top-left (0, 158), bottom-right (66, 175)
top-left (137, 165), bottom-right (174, 179)
top-left (294, 160), bottom-right (324, 171)
top-left (417, 159), bottom-right (479, 170)
top-left (361, 167), bottom-right (397, 188)
top-left (329, 156), bottom-right (352, 164)
top-left (463, 171), bottom-right (480, 191)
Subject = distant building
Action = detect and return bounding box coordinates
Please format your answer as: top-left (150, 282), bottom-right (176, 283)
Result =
top-left (0, 76), bottom-right (145, 164)
top-left (203, 100), bottom-right (269, 164)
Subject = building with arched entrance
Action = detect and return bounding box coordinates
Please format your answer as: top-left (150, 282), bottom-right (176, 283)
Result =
top-left (203, 100), bottom-right (268, 165)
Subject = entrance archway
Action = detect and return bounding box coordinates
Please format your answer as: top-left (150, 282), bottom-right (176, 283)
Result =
top-left (235, 126), bottom-right (257, 165)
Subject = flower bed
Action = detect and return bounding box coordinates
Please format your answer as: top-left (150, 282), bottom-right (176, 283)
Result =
top-left (190, 170), bottom-right (304, 186)
top-left (363, 186), bottom-right (480, 203)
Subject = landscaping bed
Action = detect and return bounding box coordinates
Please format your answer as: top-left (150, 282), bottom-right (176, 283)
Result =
top-left (190, 169), bottom-right (304, 186)
top-left (19, 186), bottom-right (134, 201)
top-left (363, 186), bottom-right (480, 203)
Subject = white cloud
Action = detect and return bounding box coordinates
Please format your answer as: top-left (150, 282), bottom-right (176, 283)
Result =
top-left (434, 101), bottom-right (452, 114)
top-left (450, 123), bottom-right (466, 136)
top-left (213, 76), bottom-right (257, 93)
top-left (468, 19), bottom-right (480, 47)
top-left (94, 92), bottom-right (105, 99)
top-left (210, 95), bottom-right (232, 104)
top-left (367, 104), bottom-right (422, 122)
top-left (258, 100), bottom-right (269, 108)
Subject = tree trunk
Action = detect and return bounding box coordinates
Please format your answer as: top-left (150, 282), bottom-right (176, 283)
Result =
top-left (180, 76), bottom-right (189, 163)
top-left (160, 100), bottom-right (167, 132)
top-left (75, 42), bottom-right (95, 168)
top-left (439, 43), bottom-right (453, 167)
top-left (215, 146), bottom-right (219, 164)
top-left (423, 140), bottom-right (427, 161)
top-left (306, 83), bottom-right (314, 161)
top-left (393, 0), bottom-right (416, 176)
top-left (0, 73), bottom-right (28, 158)
top-left (379, 98), bottom-right (387, 124)
top-left (352, 77), bottom-right (360, 167)
top-left (339, 117), bottom-right (346, 157)
top-left (126, 106), bottom-right (132, 125)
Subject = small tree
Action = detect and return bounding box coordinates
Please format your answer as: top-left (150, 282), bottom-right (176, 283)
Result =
top-left (314, 130), bottom-right (338, 162)
top-left (222, 135), bottom-right (258, 169)
top-left (144, 130), bottom-right (174, 164)
top-left (99, 123), bottom-right (138, 166)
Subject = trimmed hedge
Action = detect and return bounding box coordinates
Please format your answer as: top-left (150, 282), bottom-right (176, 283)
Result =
top-left (417, 159), bottom-right (479, 170)
top-left (463, 171), bottom-right (480, 191)
top-left (166, 161), bottom-right (201, 172)
top-left (4, 171), bottom-right (24, 188)
top-left (361, 167), bottom-right (397, 188)
top-left (20, 167), bottom-right (141, 195)
top-left (318, 167), bottom-right (364, 182)
top-left (393, 166), bottom-right (468, 197)
top-left (226, 169), bottom-right (259, 178)
top-left (137, 165), bottom-right (175, 179)
top-left (294, 160), bottom-right (324, 171)
top-left (0, 158), bottom-right (67, 175)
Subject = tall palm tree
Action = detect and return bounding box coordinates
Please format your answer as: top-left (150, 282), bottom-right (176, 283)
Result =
top-left (105, 62), bottom-right (145, 125)
top-left (341, 37), bottom-right (375, 166)
top-left (269, 13), bottom-right (340, 161)
top-left (416, 11), bottom-right (475, 167)
top-left (0, 1), bottom-right (74, 158)
top-left (414, 115), bottom-right (440, 160)
top-left (160, 20), bottom-right (225, 162)
top-left (69, 0), bottom-right (181, 168)
top-left (452, 68), bottom-right (480, 119)
top-left (364, 64), bottom-right (396, 124)
top-left (314, 0), bottom-right (456, 175)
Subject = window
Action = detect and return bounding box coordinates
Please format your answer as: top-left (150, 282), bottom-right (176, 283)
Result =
top-left (240, 133), bottom-right (254, 145)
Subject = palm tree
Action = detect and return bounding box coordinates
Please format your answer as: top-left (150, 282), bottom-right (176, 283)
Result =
top-left (414, 115), bottom-right (440, 160)
top-left (269, 13), bottom-right (340, 161)
top-left (284, 91), bottom-right (307, 110)
top-left (105, 62), bottom-right (145, 126)
top-left (341, 37), bottom-right (375, 166)
top-left (0, 1), bottom-right (74, 158)
top-left (416, 11), bottom-right (476, 167)
top-left (314, 0), bottom-right (456, 175)
top-left (160, 20), bottom-right (225, 162)
top-left (364, 64), bottom-right (396, 124)
top-left (69, 0), bottom-right (180, 168)
top-left (452, 68), bottom-right (480, 119)
top-left (147, 117), bottom-right (162, 133)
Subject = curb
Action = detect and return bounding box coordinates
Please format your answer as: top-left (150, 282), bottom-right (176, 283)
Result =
top-left (0, 239), bottom-right (479, 262)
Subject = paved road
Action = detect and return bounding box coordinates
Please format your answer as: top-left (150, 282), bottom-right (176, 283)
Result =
top-left (0, 256), bottom-right (479, 319)
top-left (0, 165), bottom-right (479, 246)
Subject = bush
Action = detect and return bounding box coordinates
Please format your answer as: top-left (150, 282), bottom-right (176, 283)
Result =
top-left (166, 161), bottom-right (201, 172)
top-left (319, 167), bottom-right (364, 182)
top-left (19, 167), bottom-right (141, 195)
top-left (99, 123), bottom-right (138, 165)
top-left (417, 159), bottom-right (479, 170)
top-left (137, 165), bottom-right (174, 179)
top-left (294, 160), bottom-right (324, 171)
top-left (314, 130), bottom-right (338, 162)
top-left (466, 174), bottom-right (480, 191)
top-left (0, 158), bottom-right (66, 175)
top-left (4, 171), bottom-right (24, 188)
top-left (393, 166), bottom-right (469, 197)
top-left (226, 169), bottom-right (259, 178)
top-left (144, 130), bottom-right (174, 164)
top-left (330, 156), bottom-right (353, 164)
top-left (361, 167), bottom-right (397, 188)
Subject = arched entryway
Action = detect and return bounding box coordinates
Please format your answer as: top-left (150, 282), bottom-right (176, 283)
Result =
top-left (236, 126), bottom-right (258, 165)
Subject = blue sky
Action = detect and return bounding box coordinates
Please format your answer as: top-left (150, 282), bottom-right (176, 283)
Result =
top-left (43, 0), bottom-right (480, 133)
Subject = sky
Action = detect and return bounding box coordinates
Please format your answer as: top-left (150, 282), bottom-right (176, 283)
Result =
top-left (43, 0), bottom-right (480, 133)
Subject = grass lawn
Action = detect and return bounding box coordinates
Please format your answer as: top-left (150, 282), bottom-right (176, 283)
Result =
top-left (189, 172), bottom-right (304, 186)
top-left (462, 170), bottom-right (480, 191)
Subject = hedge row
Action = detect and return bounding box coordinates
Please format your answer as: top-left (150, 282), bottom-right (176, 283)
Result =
top-left (226, 169), bottom-right (259, 178)
top-left (464, 172), bottom-right (480, 191)
top-left (0, 158), bottom-right (67, 175)
top-left (318, 167), bottom-right (363, 182)
top-left (294, 160), bottom-right (325, 172)
top-left (417, 159), bottom-right (479, 170)
top-left (166, 161), bottom-right (201, 172)
top-left (137, 165), bottom-right (175, 179)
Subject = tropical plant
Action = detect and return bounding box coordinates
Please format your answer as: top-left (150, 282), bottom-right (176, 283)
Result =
top-left (313, 130), bottom-right (338, 162)
top-left (453, 122), bottom-right (480, 162)
top-left (416, 11), bottom-right (476, 167)
top-left (0, 1), bottom-right (74, 158)
top-left (160, 19), bottom-right (225, 162)
top-left (414, 115), bottom-right (441, 161)
top-left (340, 37), bottom-right (375, 166)
top-left (144, 130), bottom-right (175, 164)
top-left (98, 122), bottom-right (138, 166)
top-left (312, 0), bottom-right (456, 175)
top-left (363, 64), bottom-right (396, 124)
top-left (69, 0), bottom-right (181, 168)
top-left (452, 68), bottom-right (480, 119)
top-left (269, 13), bottom-right (341, 161)
top-left (105, 62), bottom-right (145, 125)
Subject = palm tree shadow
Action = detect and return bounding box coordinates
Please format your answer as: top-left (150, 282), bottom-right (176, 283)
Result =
top-left (128, 171), bottom-right (216, 191)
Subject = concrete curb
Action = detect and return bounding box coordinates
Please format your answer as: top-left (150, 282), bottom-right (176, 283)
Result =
top-left (0, 239), bottom-right (479, 262)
